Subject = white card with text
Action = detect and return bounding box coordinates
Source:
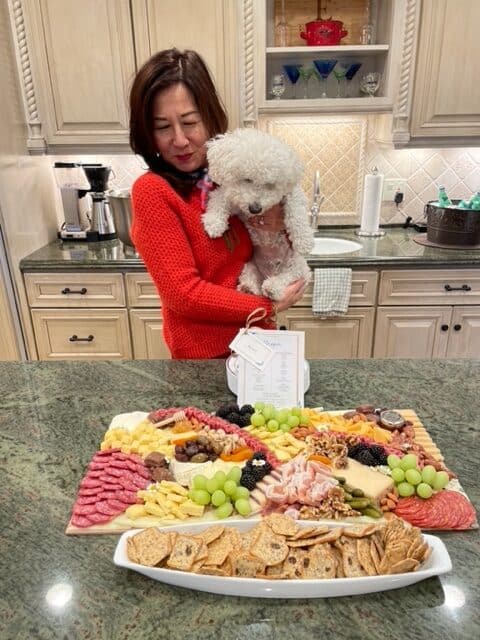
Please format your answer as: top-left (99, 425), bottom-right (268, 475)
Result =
top-left (236, 330), bottom-right (305, 408)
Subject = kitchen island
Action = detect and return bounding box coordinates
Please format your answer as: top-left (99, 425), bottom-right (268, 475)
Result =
top-left (0, 358), bottom-right (478, 640)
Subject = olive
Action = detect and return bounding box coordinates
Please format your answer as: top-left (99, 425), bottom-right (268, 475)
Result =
top-left (190, 453), bottom-right (209, 463)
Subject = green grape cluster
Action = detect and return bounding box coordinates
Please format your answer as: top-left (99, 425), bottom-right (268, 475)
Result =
top-left (187, 467), bottom-right (252, 518)
top-left (387, 454), bottom-right (449, 499)
top-left (250, 402), bottom-right (310, 432)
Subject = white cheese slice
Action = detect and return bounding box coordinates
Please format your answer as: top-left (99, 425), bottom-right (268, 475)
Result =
top-left (108, 411), bottom-right (150, 432)
top-left (334, 458), bottom-right (394, 503)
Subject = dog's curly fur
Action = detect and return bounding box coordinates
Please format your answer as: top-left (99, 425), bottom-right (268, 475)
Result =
top-left (202, 128), bottom-right (314, 300)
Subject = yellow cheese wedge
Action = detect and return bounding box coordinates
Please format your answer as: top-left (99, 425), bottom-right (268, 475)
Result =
top-left (335, 458), bottom-right (394, 504)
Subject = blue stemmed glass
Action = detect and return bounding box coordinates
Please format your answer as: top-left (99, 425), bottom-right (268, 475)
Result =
top-left (344, 63), bottom-right (362, 97)
top-left (283, 64), bottom-right (301, 99)
top-left (313, 59), bottom-right (337, 98)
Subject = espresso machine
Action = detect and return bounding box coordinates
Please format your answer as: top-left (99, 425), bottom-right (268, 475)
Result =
top-left (82, 165), bottom-right (117, 241)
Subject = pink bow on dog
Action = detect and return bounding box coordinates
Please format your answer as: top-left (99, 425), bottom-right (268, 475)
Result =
top-left (196, 172), bottom-right (214, 211)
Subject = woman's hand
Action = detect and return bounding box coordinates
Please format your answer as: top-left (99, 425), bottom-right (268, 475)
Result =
top-left (246, 203), bottom-right (285, 231)
top-left (275, 278), bottom-right (307, 313)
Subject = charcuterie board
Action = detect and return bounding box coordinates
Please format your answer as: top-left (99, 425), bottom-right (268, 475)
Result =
top-left (66, 406), bottom-right (477, 535)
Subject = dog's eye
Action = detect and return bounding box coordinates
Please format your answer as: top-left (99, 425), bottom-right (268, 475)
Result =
top-left (242, 178), bottom-right (253, 184)
top-left (265, 183), bottom-right (275, 190)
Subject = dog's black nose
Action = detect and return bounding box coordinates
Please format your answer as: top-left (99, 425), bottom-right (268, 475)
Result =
top-left (248, 203), bottom-right (263, 214)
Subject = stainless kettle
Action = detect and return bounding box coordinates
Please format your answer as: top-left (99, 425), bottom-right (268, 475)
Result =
top-left (90, 196), bottom-right (117, 240)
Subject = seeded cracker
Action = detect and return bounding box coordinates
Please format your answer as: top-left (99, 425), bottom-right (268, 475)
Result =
top-left (264, 513), bottom-right (299, 537)
top-left (198, 525), bottom-right (225, 545)
top-left (231, 552), bottom-right (266, 578)
top-left (250, 528), bottom-right (289, 566)
top-left (204, 532), bottom-right (233, 566)
top-left (303, 544), bottom-right (338, 579)
top-left (129, 528), bottom-right (172, 567)
top-left (167, 535), bottom-right (203, 571)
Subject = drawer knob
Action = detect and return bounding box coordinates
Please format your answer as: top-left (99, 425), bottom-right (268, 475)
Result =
top-left (454, 324), bottom-right (462, 331)
top-left (62, 287), bottom-right (87, 295)
top-left (441, 324), bottom-right (449, 331)
top-left (444, 284), bottom-right (471, 292)
top-left (69, 334), bottom-right (94, 342)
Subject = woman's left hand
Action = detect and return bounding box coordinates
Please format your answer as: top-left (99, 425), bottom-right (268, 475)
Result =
top-left (246, 203), bottom-right (285, 231)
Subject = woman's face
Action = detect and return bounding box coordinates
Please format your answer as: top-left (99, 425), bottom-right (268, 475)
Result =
top-left (152, 83), bottom-right (209, 173)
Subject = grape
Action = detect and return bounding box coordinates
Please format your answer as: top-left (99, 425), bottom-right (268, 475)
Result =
top-left (254, 401), bottom-right (265, 411)
top-left (215, 501), bottom-right (234, 519)
top-left (291, 407), bottom-right (302, 417)
top-left (234, 486), bottom-right (250, 500)
top-left (187, 489), bottom-right (196, 500)
top-left (399, 454), bottom-right (418, 471)
top-left (191, 489), bottom-right (211, 505)
top-left (287, 415), bottom-right (300, 428)
top-left (214, 471), bottom-right (227, 488)
top-left (226, 467), bottom-right (242, 484)
top-left (299, 414), bottom-right (310, 426)
top-left (223, 479), bottom-right (237, 496)
top-left (267, 419), bottom-right (279, 432)
top-left (275, 409), bottom-right (289, 423)
top-left (397, 482), bottom-right (415, 497)
top-left (421, 465), bottom-right (437, 486)
top-left (432, 470), bottom-right (449, 491)
top-left (205, 477), bottom-right (220, 494)
top-left (262, 404), bottom-right (275, 421)
top-left (405, 469), bottom-right (422, 486)
top-left (387, 454), bottom-right (401, 469)
top-left (250, 412), bottom-right (266, 427)
top-left (391, 467), bottom-right (405, 483)
top-left (192, 474), bottom-right (207, 490)
top-left (280, 423), bottom-right (290, 432)
top-left (416, 482), bottom-right (433, 499)
top-left (211, 490), bottom-right (227, 506)
top-left (235, 498), bottom-right (252, 517)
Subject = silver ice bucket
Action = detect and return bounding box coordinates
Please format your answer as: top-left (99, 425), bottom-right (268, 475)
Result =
top-left (108, 189), bottom-right (134, 248)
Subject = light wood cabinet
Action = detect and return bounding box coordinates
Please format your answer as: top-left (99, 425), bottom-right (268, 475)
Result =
top-left (375, 269), bottom-right (480, 358)
top-left (24, 273), bottom-right (125, 308)
top-left (130, 310), bottom-right (170, 359)
top-left (392, 0), bottom-right (480, 146)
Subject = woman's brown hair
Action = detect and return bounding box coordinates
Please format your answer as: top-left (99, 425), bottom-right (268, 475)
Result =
top-left (129, 49), bottom-right (228, 197)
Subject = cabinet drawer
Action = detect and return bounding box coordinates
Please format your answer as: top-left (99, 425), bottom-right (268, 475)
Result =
top-left (379, 270), bottom-right (480, 305)
top-left (31, 309), bottom-right (132, 360)
top-left (24, 273), bottom-right (125, 307)
top-left (125, 273), bottom-right (161, 307)
top-left (297, 271), bottom-right (378, 307)
top-left (130, 310), bottom-right (170, 359)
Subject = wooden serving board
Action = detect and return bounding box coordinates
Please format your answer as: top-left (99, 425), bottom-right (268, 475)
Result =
top-left (65, 409), bottom-right (446, 536)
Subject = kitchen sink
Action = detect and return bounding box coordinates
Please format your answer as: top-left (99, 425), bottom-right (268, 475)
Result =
top-left (310, 237), bottom-right (363, 256)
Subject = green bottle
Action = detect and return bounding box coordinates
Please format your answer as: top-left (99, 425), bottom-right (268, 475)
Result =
top-left (467, 191), bottom-right (480, 210)
top-left (437, 186), bottom-right (452, 207)
top-left (458, 200), bottom-right (470, 208)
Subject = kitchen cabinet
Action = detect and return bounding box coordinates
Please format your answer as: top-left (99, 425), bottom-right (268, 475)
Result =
top-left (12, 0), bottom-right (239, 152)
top-left (278, 271), bottom-right (378, 359)
top-left (246, 0), bottom-right (407, 123)
top-left (392, 0), bottom-right (480, 146)
top-left (373, 269), bottom-right (480, 358)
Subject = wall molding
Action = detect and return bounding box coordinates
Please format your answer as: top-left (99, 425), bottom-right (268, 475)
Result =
top-left (241, 0), bottom-right (255, 126)
top-left (7, 0), bottom-right (46, 154)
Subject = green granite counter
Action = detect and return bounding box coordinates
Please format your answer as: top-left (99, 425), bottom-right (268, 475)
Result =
top-left (19, 228), bottom-right (480, 271)
top-left (0, 359), bottom-right (478, 640)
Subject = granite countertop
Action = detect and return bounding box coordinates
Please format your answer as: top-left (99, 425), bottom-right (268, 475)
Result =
top-left (20, 227), bottom-right (480, 271)
top-left (0, 359), bottom-right (478, 640)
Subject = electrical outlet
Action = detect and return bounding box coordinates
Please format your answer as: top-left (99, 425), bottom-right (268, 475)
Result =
top-left (382, 179), bottom-right (407, 201)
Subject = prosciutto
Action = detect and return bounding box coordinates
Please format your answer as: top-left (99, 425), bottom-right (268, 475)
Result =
top-left (264, 456), bottom-right (338, 507)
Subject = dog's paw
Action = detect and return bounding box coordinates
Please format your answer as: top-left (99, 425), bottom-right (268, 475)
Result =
top-left (201, 212), bottom-right (228, 238)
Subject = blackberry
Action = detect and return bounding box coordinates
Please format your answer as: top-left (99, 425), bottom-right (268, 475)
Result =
top-left (356, 450), bottom-right (376, 466)
top-left (240, 404), bottom-right (255, 416)
top-left (348, 443), bottom-right (369, 458)
top-left (263, 462), bottom-right (273, 474)
top-left (216, 404), bottom-right (239, 418)
top-left (236, 414), bottom-right (251, 428)
top-left (250, 466), bottom-right (267, 481)
top-left (370, 445), bottom-right (388, 465)
top-left (240, 471), bottom-right (257, 490)
top-left (225, 412), bottom-right (243, 426)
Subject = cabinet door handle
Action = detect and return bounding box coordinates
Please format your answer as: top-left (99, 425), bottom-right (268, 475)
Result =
top-left (62, 287), bottom-right (87, 295)
top-left (454, 324), bottom-right (462, 331)
top-left (279, 325), bottom-right (287, 330)
top-left (69, 334), bottom-right (94, 342)
top-left (441, 324), bottom-right (449, 331)
top-left (444, 284), bottom-right (471, 292)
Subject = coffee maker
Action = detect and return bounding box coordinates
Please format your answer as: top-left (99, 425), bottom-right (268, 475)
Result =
top-left (54, 162), bottom-right (92, 240)
top-left (82, 165), bottom-right (117, 241)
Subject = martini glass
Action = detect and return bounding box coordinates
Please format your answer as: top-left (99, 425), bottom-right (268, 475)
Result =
top-left (332, 63), bottom-right (348, 98)
top-left (283, 64), bottom-right (301, 99)
top-left (344, 62), bottom-right (362, 97)
top-left (313, 59), bottom-right (337, 98)
top-left (360, 72), bottom-right (381, 98)
top-left (298, 66), bottom-right (315, 99)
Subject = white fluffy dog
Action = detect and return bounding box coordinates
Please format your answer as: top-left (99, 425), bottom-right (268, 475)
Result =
top-left (202, 128), bottom-right (314, 301)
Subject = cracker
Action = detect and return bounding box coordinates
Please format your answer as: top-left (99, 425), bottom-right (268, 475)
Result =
top-left (166, 534), bottom-right (203, 571)
top-left (250, 528), bottom-right (289, 566)
top-left (302, 544), bottom-right (338, 579)
top-left (198, 525), bottom-right (225, 545)
top-left (205, 532), bottom-right (233, 566)
top-left (288, 526), bottom-right (322, 540)
top-left (287, 528), bottom-right (342, 547)
top-left (131, 528), bottom-right (172, 567)
top-left (343, 524), bottom-right (378, 538)
top-left (231, 552), bottom-right (266, 578)
top-left (127, 537), bottom-right (141, 564)
top-left (357, 537), bottom-right (377, 576)
top-left (264, 513), bottom-right (299, 537)
top-left (387, 558), bottom-right (420, 574)
top-left (282, 548), bottom-right (307, 579)
top-left (335, 536), bottom-right (367, 578)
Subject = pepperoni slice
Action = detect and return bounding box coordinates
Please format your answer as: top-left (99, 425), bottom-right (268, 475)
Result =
top-left (71, 514), bottom-right (93, 528)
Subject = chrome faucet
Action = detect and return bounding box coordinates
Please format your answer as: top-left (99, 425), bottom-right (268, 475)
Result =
top-left (310, 170), bottom-right (324, 230)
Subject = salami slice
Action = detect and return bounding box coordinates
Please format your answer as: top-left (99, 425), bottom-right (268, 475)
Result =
top-left (73, 503), bottom-right (97, 516)
top-left (104, 466), bottom-right (124, 478)
top-left (115, 490), bottom-right (139, 504)
top-left (134, 464), bottom-right (151, 480)
top-left (116, 476), bottom-right (139, 492)
top-left (86, 469), bottom-right (104, 478)
top-left (125, 460), bottom-right (139, 472)
top-left (394, 490), bottom-right (477, 530)
top-left (75, 495), bottom-right (99, 505)
top-left (86, 510), bottom-right (114, 524)
top-left (71, 514), bottom-right (93, 528)
top-left (95, 501), bottom-right (120, 517)
top-left (88, 461), bottom-right (108, 471)
top-left (109, 460), bottom-right (130, 470)
top-left (106, 499), bottom-right (129, 512)
top-left (80, 478), bottom-right (103, 489)
top-left (78, 486), bottom-right (103, 496)
top-left (130, 473), bottom-right (149, 489)
top-left (95, 448), bottom-right (120, 457)
top-left (103, 483), bottom-right (123, 492)
top-left (96, 491), bottom-right (117, 501)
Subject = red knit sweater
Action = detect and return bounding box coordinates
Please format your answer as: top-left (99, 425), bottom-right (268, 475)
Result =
top-left (131, 172), bottom-right (275, 359)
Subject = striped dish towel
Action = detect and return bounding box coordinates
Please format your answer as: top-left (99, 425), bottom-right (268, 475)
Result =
top-left (312, 268), bottom-right (352, 317)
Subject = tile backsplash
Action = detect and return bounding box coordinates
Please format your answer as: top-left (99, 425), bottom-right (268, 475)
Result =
top-left (52, 114), bottom-right (480, 228)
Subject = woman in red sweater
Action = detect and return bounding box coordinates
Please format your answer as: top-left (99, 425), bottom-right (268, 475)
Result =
top-left (129, 49), bottom-right (306, 359)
